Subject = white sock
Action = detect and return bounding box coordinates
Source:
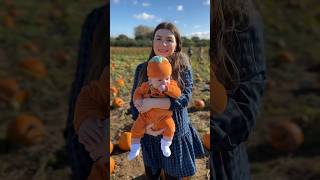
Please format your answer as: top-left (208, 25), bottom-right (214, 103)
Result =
top-left (161, 139), bottom-right (172, 157)
top-left (128, 143), bottom-right (141, 160)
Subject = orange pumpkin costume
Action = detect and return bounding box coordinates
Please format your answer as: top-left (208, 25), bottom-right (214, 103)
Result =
top-left (131, 57), bottom-right (181, 140)
top-left (73, 67), bottom-right (108, 180)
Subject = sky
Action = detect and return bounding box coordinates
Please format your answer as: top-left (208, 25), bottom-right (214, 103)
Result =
top-left (110, 0), bottom-right (210, 39)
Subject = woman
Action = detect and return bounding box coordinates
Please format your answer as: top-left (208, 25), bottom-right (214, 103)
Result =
top-left (129, 22), bottom-right (205, 179)
top-left (65, 4), bottom-right (108, 180)
top-left (210, 0), bottom-right (267, 179)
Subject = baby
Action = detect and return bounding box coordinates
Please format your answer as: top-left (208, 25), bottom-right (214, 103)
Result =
top-left (128, 56), bottom-right (181, 160)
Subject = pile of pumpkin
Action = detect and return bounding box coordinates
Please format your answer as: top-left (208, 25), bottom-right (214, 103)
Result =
top-left (0, 78), bottom-right (46, 146)
top-left (110, 77), bottom-right (126, 109)
top-left (109, 132), bottom-right (132, 175)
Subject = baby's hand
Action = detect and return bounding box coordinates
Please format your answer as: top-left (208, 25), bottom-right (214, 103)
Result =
top-left (158, 85), bottom-right (167, 93)
top-left (134, 100), bottom-right (143, 112)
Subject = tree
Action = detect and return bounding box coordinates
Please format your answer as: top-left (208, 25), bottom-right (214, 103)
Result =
top-left (181, 36), bottom-right (193, 47)
top-left (134, 25), bottom-right (153, 40)
top-left (116, 34), bottom-right (129, 41)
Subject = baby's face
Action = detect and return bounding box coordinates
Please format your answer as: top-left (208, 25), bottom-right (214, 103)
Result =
top-left (149, 76), bottom-right (171, 88)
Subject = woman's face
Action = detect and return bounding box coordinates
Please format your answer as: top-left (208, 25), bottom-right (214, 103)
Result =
top-left (153, 29), bottom-right (177, 58)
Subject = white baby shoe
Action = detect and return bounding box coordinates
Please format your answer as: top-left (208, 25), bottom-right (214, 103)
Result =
top-left (161, 139), bottom-right (172, 157)
top-left (128, 143), bottom-right (141, 160)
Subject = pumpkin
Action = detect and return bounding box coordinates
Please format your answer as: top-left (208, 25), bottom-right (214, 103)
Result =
top-left (110, 141), bottom-right (113, 154)
top-left (19, 58), bottom-right (48, 79)
top-left (87, 157), bottom-right (107, 180)
top-left (7, 114), bottom-right (45, 145)
top-left (12, 89), bottom-right (29, 108)
top-left (110, 86), bottom-right (118, 96)
top-left (194, 99), bottom-right (205, 110)
top-left (202, 133), bottom-right (210, 150)
top-left (22, 42), bottom-right (39, 53)
top-left (3, 15), bottom-right (15, 28)
top-left (0, 79), bottom-right (19, 97)
top-left (110, 156), bottom-right (115, 175)
top-left (116, 79), bottom-right (125, 87)
top-left (267, 120), bottom-right (304, 152)
top-left (112, 97), bottom-right (124, 108)
top-left (53, 51), bottom-right (70, 65)
top-left (118, 132), bottom-right (131, 151)
top-left (278, 51), bottom-right (295, 64)
top-left (0, 79), bottom-right (28, 107)
top-left (211, 72), bottom-right (227, 114)
top-left (111, 63), bottom-right (115, 71)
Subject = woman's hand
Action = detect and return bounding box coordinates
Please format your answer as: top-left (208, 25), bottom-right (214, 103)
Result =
top-left (134, 99), bottom-right (143, 112)
top-left (145, 123), bottom-right (165, 136)
top-left (140, 98), bottom-right (153, 113)
top-left (78, 118), bottom-right (106, 161)
top-left (140, 98), bottom-right (171, 113)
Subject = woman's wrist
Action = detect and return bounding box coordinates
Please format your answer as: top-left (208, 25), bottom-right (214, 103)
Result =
top-left (149, 97), bottom-right (171, 109)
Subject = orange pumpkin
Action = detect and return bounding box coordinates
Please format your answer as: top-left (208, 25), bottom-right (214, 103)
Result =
top-left (0, 79), bottom-right (19, 97)
top-left (112, 97), bottom-right (124, 108)
top-left (19, 58), bottom-right (48, 79)
top-left (202, 133), bottom-right (210, 150)
top-left (3, 15), bottom-right (15, 28)
top-left (22, 42), bottom-right (39, 54)
top-left (14, 90), bottom-right (29, 105)
top-left (116, 79), bottom-right (125, 87)
top-left (110, 141), bottom-right (113, 154)
top-left (267, 120), bottom-right (304, 152)
top-left (7, 114), bottom-right (45, 145)
top-left (53, 51), bottom-right (70, 65)
top-left (87, 157), bottom-right (107, 180)
top-left (118, 132), bottom-right (131, 151)
top-left (194, 99), bottom-right (205, 110)
top-left (110, 156), bottom-right (115, 175)
top-left (211, 72), bottom-right (227, 114)
top-left (278, 51), bottom-right (295, 64)
top-left (110, 86), bottom-right (118, 96)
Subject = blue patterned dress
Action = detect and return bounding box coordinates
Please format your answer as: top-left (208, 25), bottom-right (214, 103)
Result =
top-left (130, 62), bottom-right (205, 178)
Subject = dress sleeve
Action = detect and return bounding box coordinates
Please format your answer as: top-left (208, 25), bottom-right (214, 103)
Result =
top-left (130, 63), bottom-right (144, 120)
top-left (211, 73), bottom-right (266, 151)
top-left (168, 68), bottom-right (193, 111)
top-left (74, 67), bottom-right (108, 133)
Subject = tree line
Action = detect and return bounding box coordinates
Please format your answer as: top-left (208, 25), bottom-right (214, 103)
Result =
top-left (111, 25), bottom-right (209, 47)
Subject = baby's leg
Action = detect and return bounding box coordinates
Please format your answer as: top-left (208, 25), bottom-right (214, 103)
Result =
top-left (158, 117), bottom-right (175, 140)
top-left (159, 117), bottom-right (175, 157)
top-left (128, 115), bottom-right (146, 160)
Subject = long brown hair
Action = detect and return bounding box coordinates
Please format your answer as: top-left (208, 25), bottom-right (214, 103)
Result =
top-left (211, 0), bottom-right (256, 90)
top-left (84, 5), bottom-right (108, 84)
top-left (137, 22), bottom-right (190, 89)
